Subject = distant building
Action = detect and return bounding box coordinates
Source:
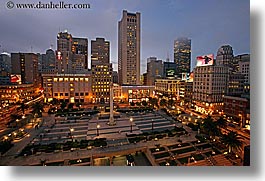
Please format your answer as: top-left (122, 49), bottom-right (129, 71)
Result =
top-left (238, 55), bottom-right (250, 84)
top-left (216, 45), bottom-right (234, 68)
top-left (72, 37), bottom-right (88, 69)
top-left (42, 73), bottom-right (92, 103)
top-left (146, 57), bottom-right (163, 86)
top-left (0, 52), bottom-right (11, 85)
top-left (41, 49), bottom-right (56, 73)
top-left (112, 71), bottom-right (119, 84)
top-left (11, 53), bottom-right (41, 88)
top-left (91, 38), bottom-right (112, 103)
top-left (174, 37), bottom-right (191, 77)
top-left (118, 10), bottom-right (141, 85)
top-left (163, 62), bottom-right (177, 78)
top-left (56, 31), bottom-right (73, 74)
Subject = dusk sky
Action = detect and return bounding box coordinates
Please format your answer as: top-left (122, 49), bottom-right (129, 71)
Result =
top-left (0, 0), bottom-right (250, 73)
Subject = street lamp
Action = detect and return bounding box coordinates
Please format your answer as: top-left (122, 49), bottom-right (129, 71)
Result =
top-left (69, 127), bottom-right (74, 141)
top-left (96, 124), bottom-right (100, 136)
top-left (130, 117), bottom-right (133, 133)
top-left (238, 114), bottom-right (243, 128)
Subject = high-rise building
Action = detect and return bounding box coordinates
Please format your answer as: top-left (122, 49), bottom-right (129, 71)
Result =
top-left (192, 65), bottom-right (229, 114)
top-left (91, 38), bottom-right (112, 103)
top-left (41, 49), bottom-right (56, 73)
top-left (146, 57), bottom-right (163, 86)
top-left (11, 53), bottom-right (41, 88)
top-left (216, 45), bottom-right (234, 67)
top-left (56, 31), bottom-right (73, 74)
top-left (238, 55), bottom-right (250, 84)
top-left (72, 38), bottom-right (88, 69)
top-left (118, 10), bottom-right (141, 85)
top-left (112, 71), bottom-right (119, 84)
top-left (0, 52), bottom-right (11, 77)
top-left (174, 37), bottom-right (191, 77)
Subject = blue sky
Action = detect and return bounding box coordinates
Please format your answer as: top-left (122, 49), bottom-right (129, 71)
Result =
top-left (0, 0), bottom-right (250, 73)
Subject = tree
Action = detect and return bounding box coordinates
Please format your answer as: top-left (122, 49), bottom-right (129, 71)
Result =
top-left (149, 97), bottom-right (158, 108)
top-left (168, 99), bottom-right (175, 107)
top-left (159, 99), bottom-right (167, 108)
top-left (32, 102), bottom-right (44, 117)
top-left (216, 117), bottom-right (227, 129)
top-left (141, 100), bottom-right (148, 107)
top-left (221, 131), bottom-right (243, 154)
top-left (60, 101), bottom-right (67, 110)
top-left (20, 102), bottom-right (25, 114)
top-left (130, 102), bottom-right (135, 107)
top-left (201, 116), bottom-right (219, 139)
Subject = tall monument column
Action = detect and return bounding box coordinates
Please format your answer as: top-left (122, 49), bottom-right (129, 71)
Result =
top-left (108, 83), bottom-right (116, 126)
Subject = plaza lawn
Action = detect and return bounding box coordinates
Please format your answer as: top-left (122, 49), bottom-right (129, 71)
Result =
top-left (172, 147), bottom-right (196, 155)
top-left (177, 157), bottom-right (189, 164)
top-left (193, 154), bottom-right (205, 161)
top-left (153, 152), bottom-right (170, 159)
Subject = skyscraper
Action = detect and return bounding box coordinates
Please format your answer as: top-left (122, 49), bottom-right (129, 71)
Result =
top-left (146, 57), bottom-right (163, 86)
top-left (56, 31), bottom-right (73, 74)
top-left (118, 10), bottom-right (141, 85)
top-left (72, 37), bottom-right (88, 69)
top-left (174, 37), bottom-right (191, 77)
top-left (41, 49), bottom-right (56, 73)
top-left (11, 53), bottom-right (40, 88)
top-left (91, 38), bottom-right (112, 103)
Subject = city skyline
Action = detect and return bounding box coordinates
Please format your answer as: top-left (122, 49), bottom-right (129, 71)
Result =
top-left (0, 0), bottom-right (249, 74)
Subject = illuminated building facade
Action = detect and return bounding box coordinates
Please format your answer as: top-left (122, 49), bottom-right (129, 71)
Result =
top-left (216, 45), bottom-right (234, 67)
top-left (0, 84), bottom-right (35, 105)
top-left (118, 10), bottom-right (141, 85)
top-left (91, 38), bottom-right (112, 103)
top-left (223, 95), bottom-right (250, 128)
top-left (112, 84), bottom-right (154, 103)
top-left (42, 74), bottom-right (92, 103)
top-left (155, 78), bottom-right (181, 100)
top-left (192, 65), bottom-right (229, 114)
top-left (174, 37), bottom-right (191, 77)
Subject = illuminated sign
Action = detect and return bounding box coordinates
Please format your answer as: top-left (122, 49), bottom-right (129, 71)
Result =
top-left (10, 74), bottom-right (22, 84)
top-left (166, 69), bottom-right (175, 77)
top-left (196, 54), bottom-right (214, 66)
top-left (57, 51), bottom-right (62, 60)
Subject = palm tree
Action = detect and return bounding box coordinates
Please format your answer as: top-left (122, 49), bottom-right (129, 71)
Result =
top-left (221, 131), bottom-right (243, 154)
top-left (168, 99), bottom-right (175, 107)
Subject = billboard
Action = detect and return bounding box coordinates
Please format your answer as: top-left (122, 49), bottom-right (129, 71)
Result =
top-left (10, 74), bottom-right (22, 84)
top-left (196, 54), bottom-right (214, 66)
top-left (166, 69), bottom-right (175, 77)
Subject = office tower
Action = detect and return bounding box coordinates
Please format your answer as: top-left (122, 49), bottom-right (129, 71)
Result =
top-left (11, 53), bottom-right (40, 88)
top-left (72, 37), bottom-right (88, 69)
top-left (56, 31), bottom-right (73, 74)
top-left (146, 57), bottom-right (163, 86)
top-left (238, 54), bottom-right (250, 84)
top-left (91, 38), bottom-right (112, 103)
top-left (0, 52), bottom-right (11, 85)
top-left (174, 37), bottom-right (191, 77)
top-left (112, 71), bottom-right (119, 84)
top-left (91, 38), bottom-right (110, 64)
top-left (118, 10), bottom-right (141, 85)
top-left (216, 45), bottom-right (234, 67)
top-left (42, 49), bottom-right (56, 73)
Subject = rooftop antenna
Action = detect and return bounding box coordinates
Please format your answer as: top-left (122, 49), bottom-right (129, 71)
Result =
top-left (30, 46), bottom-right (33, 53)
top-left (50, 44), bottom-right (54, 50)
